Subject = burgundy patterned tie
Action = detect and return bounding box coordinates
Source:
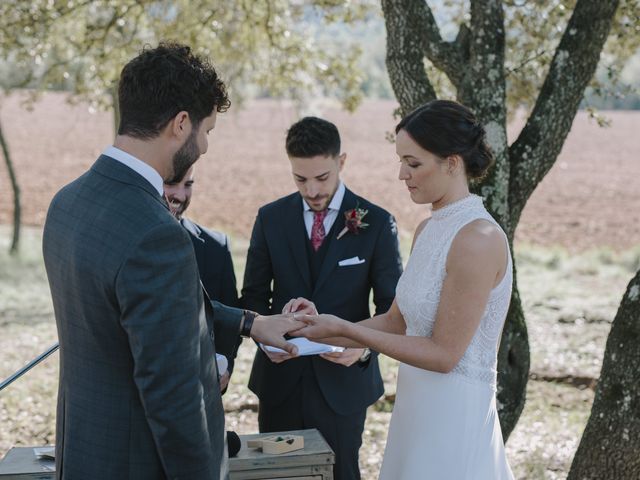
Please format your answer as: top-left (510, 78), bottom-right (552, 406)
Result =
top-left (311, 210), bottom-right (328, 251)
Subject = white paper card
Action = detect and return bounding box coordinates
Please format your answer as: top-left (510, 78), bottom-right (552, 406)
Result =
top-left (215, 353), bottom-right (228, 374)
top-left (338, 256), bottom-right (365, 266)
top-left (263, 337), bottom-right (344, 356)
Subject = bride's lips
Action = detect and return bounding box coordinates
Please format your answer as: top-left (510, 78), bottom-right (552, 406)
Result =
top-left (407, 185), bottom-right (417, 192)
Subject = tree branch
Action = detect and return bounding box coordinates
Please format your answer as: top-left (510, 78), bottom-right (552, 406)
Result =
top-left (414, 1), bottom-right (466, 90)
top-left (508, 0), bottom-right (619, 228)
top-left (381, 0), bottom-right (437, 115)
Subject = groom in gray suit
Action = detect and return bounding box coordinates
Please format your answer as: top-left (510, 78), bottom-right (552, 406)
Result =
top-left (43, 43), bottom-right (300, 480)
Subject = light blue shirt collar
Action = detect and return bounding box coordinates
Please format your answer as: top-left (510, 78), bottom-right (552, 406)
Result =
top-left (102, 145), bottom-right (164, 197)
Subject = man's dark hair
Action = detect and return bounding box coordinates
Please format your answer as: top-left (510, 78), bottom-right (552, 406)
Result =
top-left (285, 116), bottom-right (341, 158)
top-left (118, 42), bottom-right (230, 139)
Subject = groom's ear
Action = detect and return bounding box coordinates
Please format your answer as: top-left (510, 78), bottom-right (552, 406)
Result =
top-left (337, 152), bottom-right (347, 172)
top-left (170, 111), bottom-right (192, 140)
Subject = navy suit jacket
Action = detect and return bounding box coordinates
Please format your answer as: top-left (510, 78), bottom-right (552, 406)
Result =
top-left (182, 218), bottom-right (239, 309)
top-left (182, 218), bottom-right (242, 373)
top-left (43, 155), bottom-right (242, 480)
top-left (242, 188), bottom-right (402, 415)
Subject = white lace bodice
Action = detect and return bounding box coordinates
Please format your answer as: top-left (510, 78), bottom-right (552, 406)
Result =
top-left (396, 194), bottom-right (512, 389)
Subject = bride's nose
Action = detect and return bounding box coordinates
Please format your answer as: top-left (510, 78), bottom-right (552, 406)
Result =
top-left (398, 163), bottom-right (411, 181)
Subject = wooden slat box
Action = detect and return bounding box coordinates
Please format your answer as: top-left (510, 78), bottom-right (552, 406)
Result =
top-left (0, 447), bottom-right (54, 479)
top-left (230, 429), bottom-right (335, 480)
top-left (0, 429), bottom-right (334, 480)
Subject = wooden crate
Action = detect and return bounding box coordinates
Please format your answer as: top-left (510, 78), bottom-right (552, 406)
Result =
top-left (230, 429), bottom-right (335, 480)
top-left (0, 429), bottom-right (335, 480)
top-left (0, 447), bottom-right (55, 479)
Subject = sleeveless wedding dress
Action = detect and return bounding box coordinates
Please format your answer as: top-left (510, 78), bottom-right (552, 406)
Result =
top-left (379, 194), bottom-right (514, 480)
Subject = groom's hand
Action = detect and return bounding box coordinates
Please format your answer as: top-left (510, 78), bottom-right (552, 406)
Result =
top-left (282, 297), bottom-right (318, 316)
top-left (250, 313), bottom-right (303, 356)
top-left (320, 348), bottom-right (365, 367)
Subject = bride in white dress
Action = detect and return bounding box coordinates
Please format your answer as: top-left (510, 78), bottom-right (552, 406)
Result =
top-left (290, 100), bottom-right (515, 479)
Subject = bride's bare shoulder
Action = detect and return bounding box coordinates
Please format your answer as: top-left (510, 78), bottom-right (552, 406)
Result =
top-left (411, 218), bottom-right (431, 252)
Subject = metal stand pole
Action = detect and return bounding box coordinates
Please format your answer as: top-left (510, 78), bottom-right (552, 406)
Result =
top-left (0, 342), bottom-right (59, 393)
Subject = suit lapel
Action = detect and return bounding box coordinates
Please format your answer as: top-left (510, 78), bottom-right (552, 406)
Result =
top-left (284, 194), bottom-right (313, 292)
top-left (312, 188), bottom-right (356, 295)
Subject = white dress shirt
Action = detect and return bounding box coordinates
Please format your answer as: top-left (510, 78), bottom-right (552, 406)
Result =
top-left (102, 145), bottom-right (164, 197)
top-left (302, 181), bottom-right (346, 239)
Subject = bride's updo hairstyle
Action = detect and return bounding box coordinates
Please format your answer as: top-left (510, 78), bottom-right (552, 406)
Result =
top-left (395, 100), bottom-right (494, 180)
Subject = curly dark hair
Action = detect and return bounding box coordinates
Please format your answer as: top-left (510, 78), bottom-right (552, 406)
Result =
top-left (396, 100), bottom-right (494, 180)
top-left (285, 116), bottom-right (341, 158)
top-left (117, 42), bottom-right (230, 139)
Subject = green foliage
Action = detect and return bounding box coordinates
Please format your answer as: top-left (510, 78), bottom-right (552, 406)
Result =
top-left (418, 1), bottom-right (640, 114)
top-left (1, 1), bottom-right (637, 112)
top-left (0, 0), bottom-right (377, 112)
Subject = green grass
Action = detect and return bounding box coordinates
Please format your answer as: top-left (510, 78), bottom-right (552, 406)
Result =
top-left (1, 226), bottom-right (637, 479)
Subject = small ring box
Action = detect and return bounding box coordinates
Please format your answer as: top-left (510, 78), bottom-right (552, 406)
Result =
top-left (247, 434), bottom-right (304, 455)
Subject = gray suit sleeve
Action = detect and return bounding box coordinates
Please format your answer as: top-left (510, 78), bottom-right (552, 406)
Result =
top-left (210, 299), bottom-right (243, 359)
top-left (116, 222), bottom-right (216, 479)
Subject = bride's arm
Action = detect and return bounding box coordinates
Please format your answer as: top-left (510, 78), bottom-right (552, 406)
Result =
top-left (300, 300), bottom-right (407, 348)
top-left (298, 221), bottom-right (507, 373)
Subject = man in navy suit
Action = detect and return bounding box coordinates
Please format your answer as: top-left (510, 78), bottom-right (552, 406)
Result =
top-left (242, 117), bottom-right (403, 480)
top-left (165, 165), bottom-right (240, 391)
top-left (164, 165), bottom-right (239, 308)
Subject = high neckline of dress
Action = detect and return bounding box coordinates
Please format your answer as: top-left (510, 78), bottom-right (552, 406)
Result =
top-left (430, 194), bottom-right (483, 220)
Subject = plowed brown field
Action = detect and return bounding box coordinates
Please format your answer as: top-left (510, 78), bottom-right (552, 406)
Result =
top-left (1, 92), bottom-right (638, 251)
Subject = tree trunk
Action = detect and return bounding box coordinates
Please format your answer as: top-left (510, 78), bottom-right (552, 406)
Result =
top-left (0, 118), bottom-right (20, 255)
top-left (495, 246), bottom-right (529, 439)
top-left (380, 0), bottom-right (619, 440)
top-left (568, 270), bottom-right (640, 479)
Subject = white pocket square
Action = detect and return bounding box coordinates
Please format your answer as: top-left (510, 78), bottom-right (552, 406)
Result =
top-left (338, 256), bottom-right (366, 266)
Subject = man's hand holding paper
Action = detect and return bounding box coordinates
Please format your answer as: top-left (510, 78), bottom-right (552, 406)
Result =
top-left (250, 312), bottom-right (305, 356)
top-left (260, 297), bottom-right (362, 365)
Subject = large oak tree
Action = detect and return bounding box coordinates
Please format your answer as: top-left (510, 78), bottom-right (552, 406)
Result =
top-left (380, 0), bottom-right (628, 439)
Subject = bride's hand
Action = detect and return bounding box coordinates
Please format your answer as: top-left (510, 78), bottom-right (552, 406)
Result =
top-left (292, 314), bottom-right (346, 340)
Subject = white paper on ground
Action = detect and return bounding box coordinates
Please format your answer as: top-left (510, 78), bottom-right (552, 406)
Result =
top-left (262, 337), bottom-right (345, 356)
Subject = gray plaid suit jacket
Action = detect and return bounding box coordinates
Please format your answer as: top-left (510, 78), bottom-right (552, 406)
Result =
top-left (43, 155), bottom-right (229, 480)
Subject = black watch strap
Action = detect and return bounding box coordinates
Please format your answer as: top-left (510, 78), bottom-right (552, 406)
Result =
top-left (240, 310), bottom-right (257, 338)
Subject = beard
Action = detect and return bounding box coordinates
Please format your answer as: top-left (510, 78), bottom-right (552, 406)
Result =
top-left (166, 196), bottom-right (190, 219)
top-left (166, 129), bottom-right (200, 184)
top-left (304, 194), bottom-right (331, 211)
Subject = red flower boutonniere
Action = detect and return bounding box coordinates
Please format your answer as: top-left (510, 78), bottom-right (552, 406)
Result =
top-left (337, 205), bottom-right (369, 239)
